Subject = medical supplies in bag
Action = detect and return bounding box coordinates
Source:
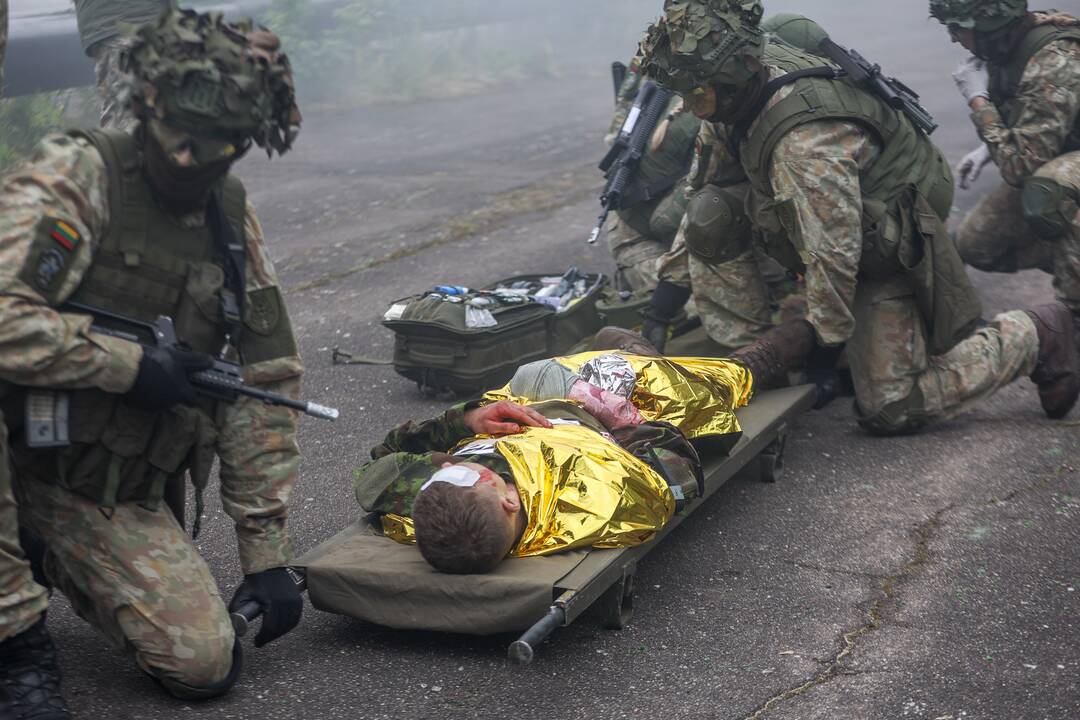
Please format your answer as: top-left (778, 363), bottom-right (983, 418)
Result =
top-left (382, 269), bottom-right (609, 395)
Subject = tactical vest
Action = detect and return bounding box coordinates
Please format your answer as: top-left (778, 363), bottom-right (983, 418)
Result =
top-left (12, 129), bottom-right (253, 512)
top-left (738, 42), bottom-right (982, 354)
top-left (989, 15), bottom-right (1080, 152)
top-left (616, 100), bottom-right (699, 243)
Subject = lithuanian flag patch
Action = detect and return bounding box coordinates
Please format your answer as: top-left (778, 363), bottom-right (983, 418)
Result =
top-left (50, 220), bottom-right (81, 252)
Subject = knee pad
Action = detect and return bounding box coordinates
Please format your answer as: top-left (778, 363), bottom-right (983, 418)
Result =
top-left (1021, 176), bottom-right (1074, 240)
top-left (684, 184), bottom-right (753, 263)
top-left (154, 636), bottom-right (243, 701)
top-left (855, 385), bottom-right (929, 437)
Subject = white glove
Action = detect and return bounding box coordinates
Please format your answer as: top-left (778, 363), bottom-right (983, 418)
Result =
top-left (952, 56), bottom-right (990, 105)
top-left (955, 144), bottom-right (992, 190)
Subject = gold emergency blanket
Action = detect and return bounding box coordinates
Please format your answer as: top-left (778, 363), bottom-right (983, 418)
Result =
top-left (382, 422), bottom-right (676, 556)
top-left (485, 352), bottom-right (754, 440)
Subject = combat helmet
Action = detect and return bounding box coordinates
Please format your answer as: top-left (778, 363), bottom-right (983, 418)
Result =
top-left (122, 8), bottom-right (301, 156)
top-left (929, 0), bottom-right (1030, 59)
top-left (642, 0), bottom-right (766, 92)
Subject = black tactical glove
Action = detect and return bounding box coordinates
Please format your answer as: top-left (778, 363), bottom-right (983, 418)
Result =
top-left (229, 568), bottom-right (303, 648)
top-left (804, 342), bottom-right (846, 410)
top-left (126, 345), bottom-right (214, 411)
top-left (642, 281), bottom-right (693, 353)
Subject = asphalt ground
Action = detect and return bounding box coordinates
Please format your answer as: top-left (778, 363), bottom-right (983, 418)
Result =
top-left (34, 1), bottom-right (1080, 718)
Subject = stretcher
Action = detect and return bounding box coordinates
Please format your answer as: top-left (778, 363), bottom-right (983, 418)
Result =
top-left (285, 381), bottom-right (815, 663)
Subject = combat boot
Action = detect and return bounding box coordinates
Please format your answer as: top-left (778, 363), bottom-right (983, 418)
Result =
top-left (1025, 303), bottom-right (1080, 419)
top-left (0, 617), bottom-right (71, 720)
top-left (728, 318), bottom-right (816, 390)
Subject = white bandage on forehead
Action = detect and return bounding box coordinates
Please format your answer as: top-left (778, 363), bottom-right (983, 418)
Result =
top-left (420, 465), bottom-right (483, 492)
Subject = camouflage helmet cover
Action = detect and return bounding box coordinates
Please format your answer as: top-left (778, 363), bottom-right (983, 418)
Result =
top-left (929, 0), bottom-right (1028, 31)
top-left (123, 8), bottom-right (301, 156)
top-left (642, 0), bottom-right (766, 91)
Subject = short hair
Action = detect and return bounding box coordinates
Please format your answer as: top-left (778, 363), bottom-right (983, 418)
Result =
top-left (412, 482), bottom-right (511, 574)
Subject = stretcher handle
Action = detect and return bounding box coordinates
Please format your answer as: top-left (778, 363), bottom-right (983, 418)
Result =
top-left (508, 605), bottom-right (566, 665)
top-left (230, 568), bottom-right (308, 638)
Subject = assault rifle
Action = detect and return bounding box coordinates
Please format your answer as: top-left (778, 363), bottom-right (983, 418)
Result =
top-left (67, 302), bottom-right (339, 421)
top-left (587, 79), bottom-right (674, 244)
top-left (818, 37), bottom-right (938, 136)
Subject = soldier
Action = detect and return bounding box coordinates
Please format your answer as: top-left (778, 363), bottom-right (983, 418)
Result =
top-left (75, 0), bottom-right (171, 130)
top-left (604, 55), bottom-right (699, 292)
top-left (0, 9), bottom-right (305, 717)
top-left (641, 13), bottom-right (817, 355)
top-left (640, 0), bottom-right (1080, 432)
top-left (931, 0), bottom-right (1080, 328)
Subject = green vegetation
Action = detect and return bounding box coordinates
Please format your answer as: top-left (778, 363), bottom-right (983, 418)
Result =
top-left (0, 89), bottom-right (97, 173)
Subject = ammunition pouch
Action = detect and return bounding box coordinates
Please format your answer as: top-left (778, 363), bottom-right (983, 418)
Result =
top-left (1021, 176), bottom-right (1074, 240)
top-left (684, 184), bottom-right (752, 263)
top-left (11, 390), bottom-right (218, 513)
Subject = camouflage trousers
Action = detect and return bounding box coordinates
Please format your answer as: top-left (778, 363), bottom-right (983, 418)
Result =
top-left (0, 414), bottom-right (48, 642)
top-left (0, 415), bottom-right (235, 689)
top-left (658, 237), bottom-right (807, 350)
top-left (89, 37), bottom-right (138, 132)
top-left (955, 151), bottom-right (1080, 314)
top-left (848, 274), bottom-right (1039, 434)
top-left (607, 215), bottom-right (668, 292)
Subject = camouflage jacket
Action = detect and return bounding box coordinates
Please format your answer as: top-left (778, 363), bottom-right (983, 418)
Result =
top-left (975, 13), bottom-right (1080, 186)
top-left (354, 402), bottom-right (512, 517)
top-left (694, 65), bottom-right (882, 346)
top-left (0, 133), bottom-right (303, 574)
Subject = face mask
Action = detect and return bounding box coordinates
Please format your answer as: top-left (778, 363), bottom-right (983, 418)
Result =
top-left (142, 125), bottom-right (239, 215)
top-left (708, 67), bottom-right (768, 125)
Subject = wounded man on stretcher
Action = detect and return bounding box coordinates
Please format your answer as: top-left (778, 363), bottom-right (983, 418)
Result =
top-left (352, 343), bottom-right (753, 575)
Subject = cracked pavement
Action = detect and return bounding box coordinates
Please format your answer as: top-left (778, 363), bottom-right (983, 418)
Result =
top-left (36, 0), bottom-right (1080, 718)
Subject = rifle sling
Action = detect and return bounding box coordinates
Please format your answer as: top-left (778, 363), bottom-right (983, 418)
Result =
top-left (209, 190), bottom-right (246, 353)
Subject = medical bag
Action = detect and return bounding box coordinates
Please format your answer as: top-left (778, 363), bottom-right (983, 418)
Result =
top-left (382, 271), bottom-right (620, 395)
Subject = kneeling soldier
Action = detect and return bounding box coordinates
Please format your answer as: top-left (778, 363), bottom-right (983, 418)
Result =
top-left (0, 9), bottom-right (305, 716)
top-left (932, 0), bottom-right (1080, 335)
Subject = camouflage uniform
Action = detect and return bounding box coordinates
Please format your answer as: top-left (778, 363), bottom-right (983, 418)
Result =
top-left (656, 120), bottom-right (805, 349)
top-left (954, 12), bottom-right (1080, 315)
top-left (0, 133), bottom-right (302, 689)
top-left (751, 66), bottom-right (1037, 429)
top-left (642, 2), bottom-right (1040, 432)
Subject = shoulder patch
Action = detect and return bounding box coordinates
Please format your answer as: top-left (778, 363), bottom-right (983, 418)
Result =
top-left (19, 217), bottom-right (82, 302)
top-left (245, 286), bottom-right (282, 336)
